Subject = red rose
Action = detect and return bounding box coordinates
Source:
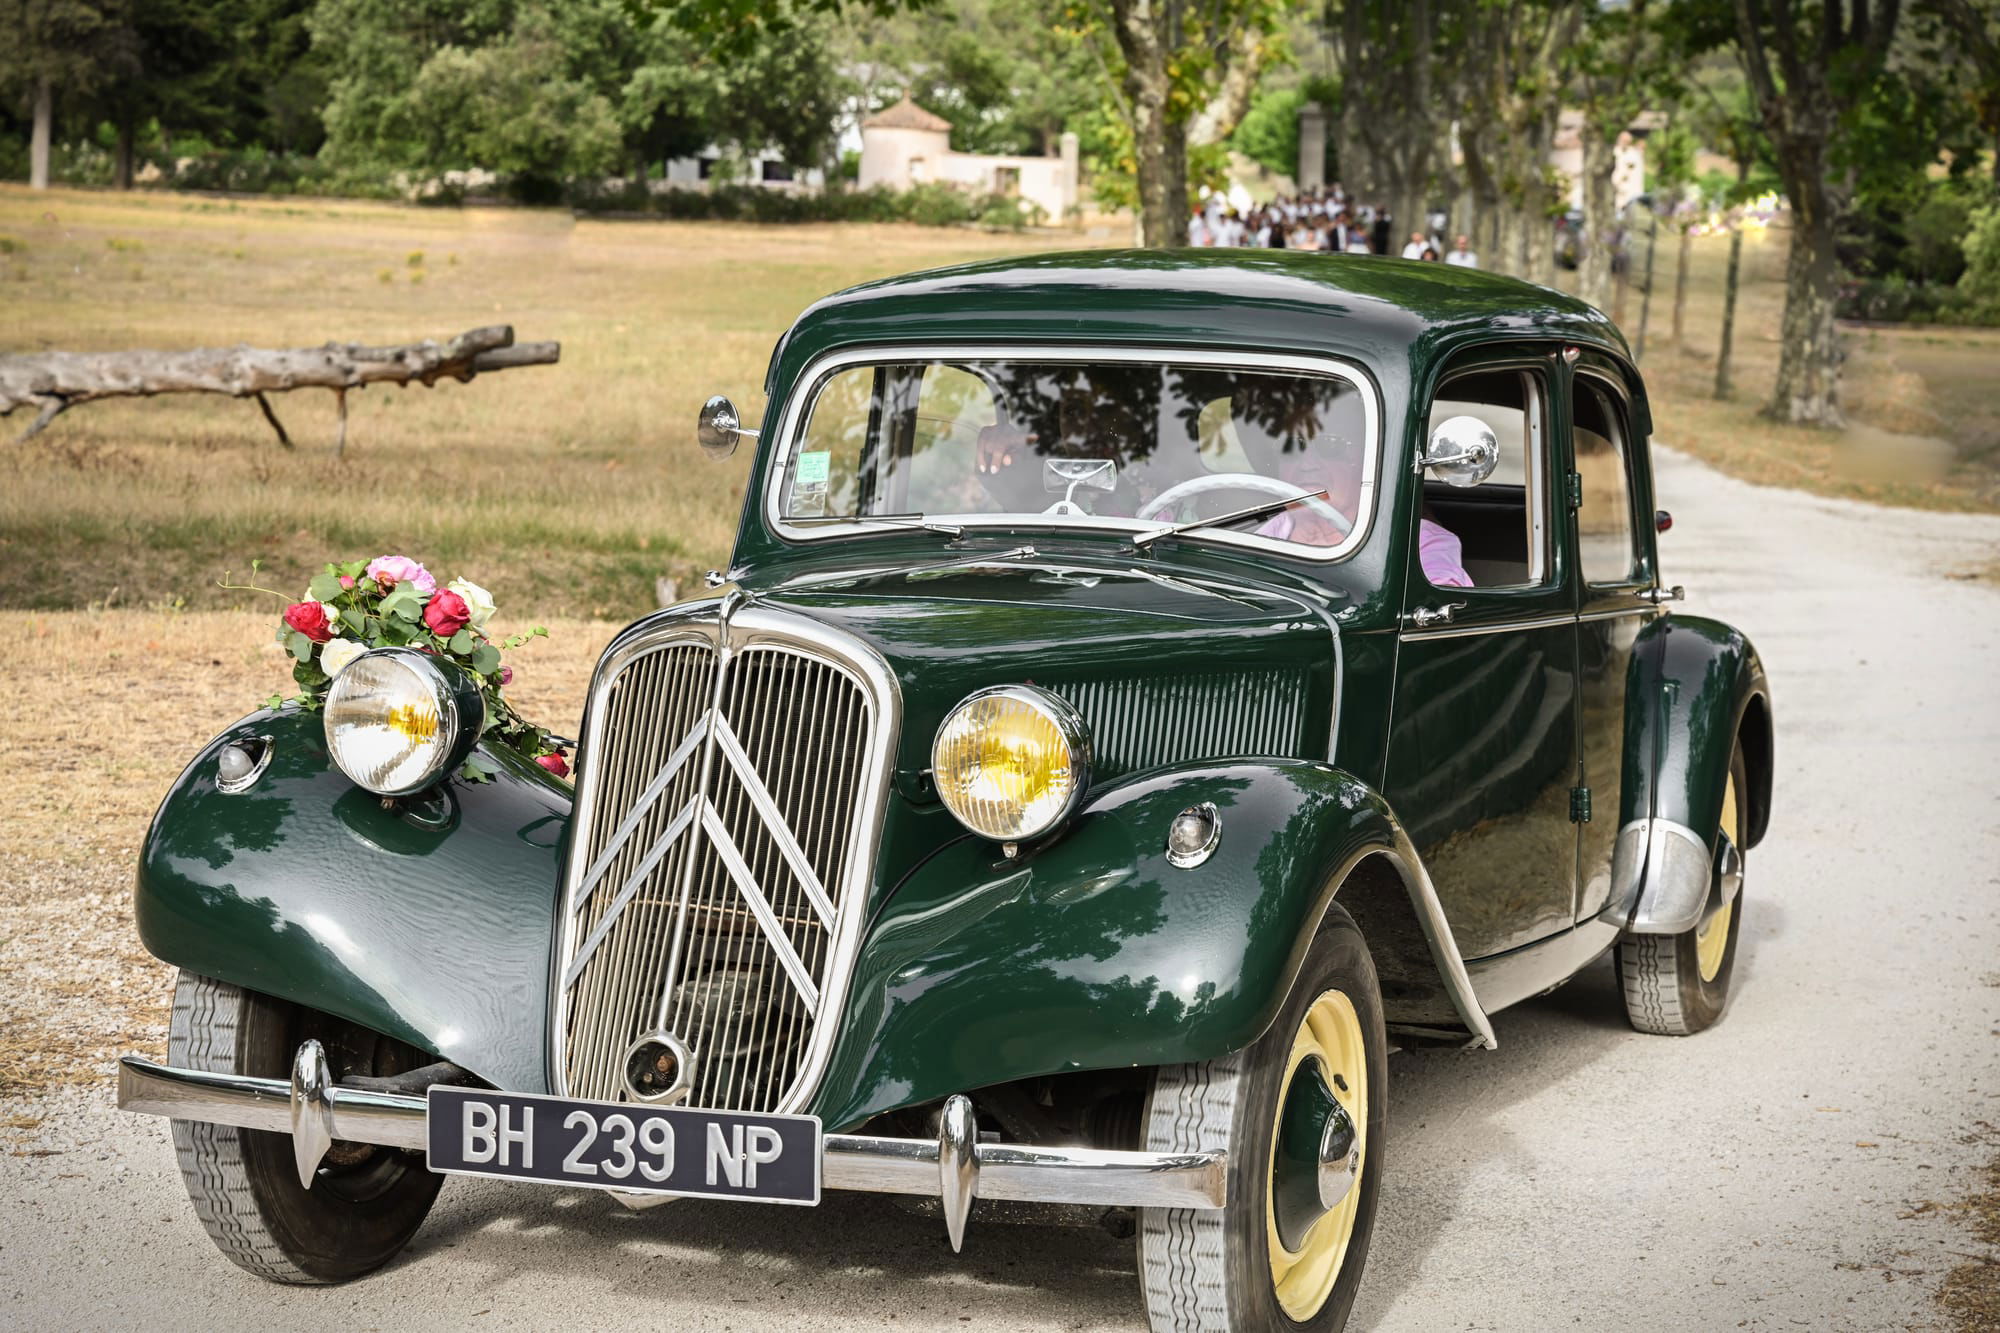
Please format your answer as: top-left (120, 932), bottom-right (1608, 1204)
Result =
top-left (424, 590), bottom-right (471, 637)
top-left (536, 752), bottom-right (570, 778)
top-left (283, 601), bottom-right (332, 643)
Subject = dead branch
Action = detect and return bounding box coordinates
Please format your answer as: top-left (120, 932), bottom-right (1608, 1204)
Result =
top-left (0, 325), bottom-right (561, 446)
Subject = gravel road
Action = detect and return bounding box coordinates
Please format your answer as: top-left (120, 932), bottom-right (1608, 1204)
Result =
top-left (4, 445), bottom-right (1998, 1332)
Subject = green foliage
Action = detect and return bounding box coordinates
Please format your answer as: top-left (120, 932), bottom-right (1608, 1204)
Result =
top-left (1963, 203), bottom-right (2000, 303)
top-left (1231, 86), bottom-right (1303, 179)
top-left (569, 179), bottom-right (1041, 229)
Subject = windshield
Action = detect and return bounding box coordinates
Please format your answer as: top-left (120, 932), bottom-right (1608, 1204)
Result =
top-left (772, 354), bottom-right (1377, 558)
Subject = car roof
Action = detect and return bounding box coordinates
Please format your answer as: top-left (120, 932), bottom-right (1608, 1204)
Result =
top-left (766, 249), bottom-right (1631, 396)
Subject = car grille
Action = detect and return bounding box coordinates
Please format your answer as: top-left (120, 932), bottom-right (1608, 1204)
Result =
top-left (1049, 667), bottom-right (1313, 778)
top-left (553, 608), bottom-right (889, 1113)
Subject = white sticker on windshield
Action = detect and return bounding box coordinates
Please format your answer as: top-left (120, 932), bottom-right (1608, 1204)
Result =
top-left (796, 451), bottom-right (831, 486)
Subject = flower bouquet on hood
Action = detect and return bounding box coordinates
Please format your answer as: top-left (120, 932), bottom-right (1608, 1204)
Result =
top-left (229, 554), bottom-right (570, 781)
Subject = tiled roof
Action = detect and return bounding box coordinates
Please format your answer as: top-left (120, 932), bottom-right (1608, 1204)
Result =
top-left (863, 94), bottom-right (952, 132)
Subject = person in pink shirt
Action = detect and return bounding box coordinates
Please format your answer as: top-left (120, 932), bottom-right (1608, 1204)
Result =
top-left (1419, 508), bottom-right (1474, 587)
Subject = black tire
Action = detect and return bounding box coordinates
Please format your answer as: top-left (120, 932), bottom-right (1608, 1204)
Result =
top-left (1615, 746), bottom-right (1749, 1035)
top-left (167, 971), bottom-right (443, 1283)
top-left (1137, 907), bottom-right (1387, 1331)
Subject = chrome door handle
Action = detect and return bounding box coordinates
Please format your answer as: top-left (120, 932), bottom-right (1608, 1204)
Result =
top-left (1637, 585), bottom-right (1684, 605)
top-left (1407, 602), bottom-right (1466, 628)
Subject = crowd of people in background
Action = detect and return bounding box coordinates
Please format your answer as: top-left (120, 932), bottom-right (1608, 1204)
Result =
top-left (1189, 182), bottom-right (1480, 268)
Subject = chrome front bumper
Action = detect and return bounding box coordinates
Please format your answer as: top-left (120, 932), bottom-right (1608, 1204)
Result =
top-left (117, 1050), bottom-right (1226, 1251)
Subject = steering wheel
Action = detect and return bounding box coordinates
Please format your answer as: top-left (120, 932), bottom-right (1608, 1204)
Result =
top-left (1142, 472), bottom-right (1354, 538)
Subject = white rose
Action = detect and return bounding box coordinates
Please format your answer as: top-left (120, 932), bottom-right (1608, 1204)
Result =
top-left (447, 578), bottom-right (496, 631)
top-left (319, 637), bottom-right (367, 678)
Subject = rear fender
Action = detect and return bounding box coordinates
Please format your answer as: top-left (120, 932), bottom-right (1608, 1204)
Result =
top-left (807, 760), bottom-right (1490, 1131)
top-left (135, 708), bottom-right (569, 1092)
top-left (1603, 613), bottom-right (1773, 935)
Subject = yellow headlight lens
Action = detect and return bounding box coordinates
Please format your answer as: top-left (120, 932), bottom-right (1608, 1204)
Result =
top-left (932, 687), bottom-right (1091, 841)
top-left (324, 650), bottom-right (461, 795)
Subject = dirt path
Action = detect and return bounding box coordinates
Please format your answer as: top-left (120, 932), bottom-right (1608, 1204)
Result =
top-left (3, 446), bottom-right (1997, 1331)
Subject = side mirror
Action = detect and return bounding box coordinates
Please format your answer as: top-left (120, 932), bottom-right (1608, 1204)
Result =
top-left (1421, 415), bottom-right (1500, 488)
top-left (696, 395), bottom-right (758, 460)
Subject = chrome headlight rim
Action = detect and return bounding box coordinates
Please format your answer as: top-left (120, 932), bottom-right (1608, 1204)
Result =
top-left (931, 683), bottom-right (1093, 843)
top-left (322, 647), bottom-right (483, 797)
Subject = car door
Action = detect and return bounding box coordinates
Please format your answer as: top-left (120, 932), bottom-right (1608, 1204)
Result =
top-left (1567, 356), bottom-right (1665, 921)
top-left (1384, 348), bottom-right (1580, 960)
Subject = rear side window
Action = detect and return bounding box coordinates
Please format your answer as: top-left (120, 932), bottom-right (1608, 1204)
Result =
top-left (1573, 380), bottom-right (1641, 585)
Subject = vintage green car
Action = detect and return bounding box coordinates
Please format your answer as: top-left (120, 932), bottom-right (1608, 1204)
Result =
top-left (119, 252), bottom-right (1772, 1330)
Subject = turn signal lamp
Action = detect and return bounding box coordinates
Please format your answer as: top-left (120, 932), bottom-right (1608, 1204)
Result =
top-left (931, 686), bottom-right (1092, 843)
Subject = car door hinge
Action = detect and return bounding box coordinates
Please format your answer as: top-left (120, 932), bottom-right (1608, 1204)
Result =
top-left (1569, 786), bottom-right (1592, 823)
top-left (1566, 471), bottom-right (1583, 509)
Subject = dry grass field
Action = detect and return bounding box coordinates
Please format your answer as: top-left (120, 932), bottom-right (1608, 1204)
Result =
top-left (0, 186), bottom-right (1080, 618)
top-left (1, 186), bottom-right (1995, 1106)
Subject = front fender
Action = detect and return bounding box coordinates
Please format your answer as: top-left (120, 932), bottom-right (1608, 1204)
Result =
top-left (808, 761), bottom-right (1488, 1131)
top-left (1605, 612), bottom-right (1773, 934)
top-left (135, 708), bottom-right (569, 1092)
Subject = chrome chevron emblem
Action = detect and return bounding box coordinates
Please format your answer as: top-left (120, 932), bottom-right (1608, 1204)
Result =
top-left (562, 707), bottom-right (833, 1009)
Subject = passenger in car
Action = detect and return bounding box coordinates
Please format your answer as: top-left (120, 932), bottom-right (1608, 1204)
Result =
top-left (1420, 508), bottom-right (1475, 587)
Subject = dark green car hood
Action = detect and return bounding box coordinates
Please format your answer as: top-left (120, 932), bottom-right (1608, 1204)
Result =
top-left (750, 557), bottom-right (1339, 783)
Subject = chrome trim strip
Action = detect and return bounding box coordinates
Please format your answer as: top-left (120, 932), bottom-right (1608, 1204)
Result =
top-left (1380, 825), bottom-right (1498, 1050)
top-left (712, 711), bottom-right (836, 928)
top-left (698, 804), bottom-right (823, 1009)
top-left (762, 343), bottom-right (1385, 565)
top-left (566, 717), bottom-right (710, 911)
top-left (1579, 603), bottom-right (1657, 624)
top-left (560, 797), bottom-right (700, 987)
top-left (1398, 610), bottom-right (1576, 642)
top-left (117, 1055), bottom-right (1226, 1211)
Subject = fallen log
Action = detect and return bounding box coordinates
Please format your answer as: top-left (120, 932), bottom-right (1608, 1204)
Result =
top-left (0, 324), bottom-right (560, 452)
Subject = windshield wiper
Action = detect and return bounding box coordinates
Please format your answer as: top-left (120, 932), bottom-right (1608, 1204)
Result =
top-left (790, 512), bottom-right (965, 538)
top-left (1130, 488), bottom-right (1330, 550)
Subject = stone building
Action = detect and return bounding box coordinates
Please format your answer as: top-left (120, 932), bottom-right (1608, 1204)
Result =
top-left (858, 94), bottom-right (1080, 221)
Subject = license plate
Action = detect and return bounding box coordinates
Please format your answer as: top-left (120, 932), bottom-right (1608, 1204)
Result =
top-left (425, 1086), bottom-right (821, 1205)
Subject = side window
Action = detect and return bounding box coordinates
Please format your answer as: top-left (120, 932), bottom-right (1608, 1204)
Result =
top-left (1573, 380), bottom-right (1642, 585)
top-left (1423, 368), bottom-right (1551, 590)
top-left (785, 366), bottom-right (878, 518)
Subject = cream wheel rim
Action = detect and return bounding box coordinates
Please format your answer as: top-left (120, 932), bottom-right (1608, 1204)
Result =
top-left (1694, 771), bottom-right (1740, 982)
top-left (1266, 989), bottom-right (1368, 1321)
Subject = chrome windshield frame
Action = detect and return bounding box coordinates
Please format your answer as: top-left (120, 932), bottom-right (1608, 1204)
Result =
top-left (761, 343), bottom-right (1385, 565)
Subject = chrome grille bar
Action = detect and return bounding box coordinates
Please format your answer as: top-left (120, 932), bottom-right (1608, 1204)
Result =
top-left (551, 605), bottom-right (897, 1114)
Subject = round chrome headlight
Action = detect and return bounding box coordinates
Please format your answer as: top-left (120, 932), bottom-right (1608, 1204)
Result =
top-left (931, 685), bottom-right (1091, 842)
top-left (323, 648), bottom-right (481, 796)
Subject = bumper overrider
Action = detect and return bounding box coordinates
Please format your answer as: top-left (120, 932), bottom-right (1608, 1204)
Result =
top-left (117, 1042), bottom-right (1227, 1251)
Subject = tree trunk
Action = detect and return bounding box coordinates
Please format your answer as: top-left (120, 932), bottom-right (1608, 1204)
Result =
top-left (1111, 0), bottom-right (1189, 248)
top-left (1577, 127), bottom-right (1618, 310)
top-left (1493, 205), bottom-right (1525, 279)
top-left (30, 78), bottom-right (53, 191)
top-left (1672, 220), bottom-right (1692, 346)
top-left (1, 325), bottom-right (559, 443)
top-left (1715, 220), bottom-right (1744, 400)
top-left (1768, 197), bottom-right (1843, 425)
top-left (114, 112), bottom-right (136, 191)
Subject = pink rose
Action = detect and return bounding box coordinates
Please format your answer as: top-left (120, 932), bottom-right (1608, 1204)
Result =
top-left (536, 752), bottom-right (570, 778)
top-left (424, 589), bottom-right (471, 637)
top-left (498, 665), bottom-right (514, 686)
top-left (283, 601), bottom-right (333, 643)
top-left (365, 555), bottom-right (437, 598)
top-left (338, 574), bottom-right (356, 590)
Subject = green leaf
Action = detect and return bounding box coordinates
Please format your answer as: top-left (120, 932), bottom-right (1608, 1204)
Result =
top-left (470, 644), bottom-right (501, 676)
top-left (287, 630), bottom-right (313, 662)
top-left (307, 572), bottom-right (345, 602)
top-left (338, 559), bottom-right (368, 578)
top-left (449, 629), bottom-right (474, 655)
top-left (292, 660), bottom-right (329, 689)
top-left (459, 753), bottom-right (501, 784)
top-left (341, 605), bottom-right (367, 634)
